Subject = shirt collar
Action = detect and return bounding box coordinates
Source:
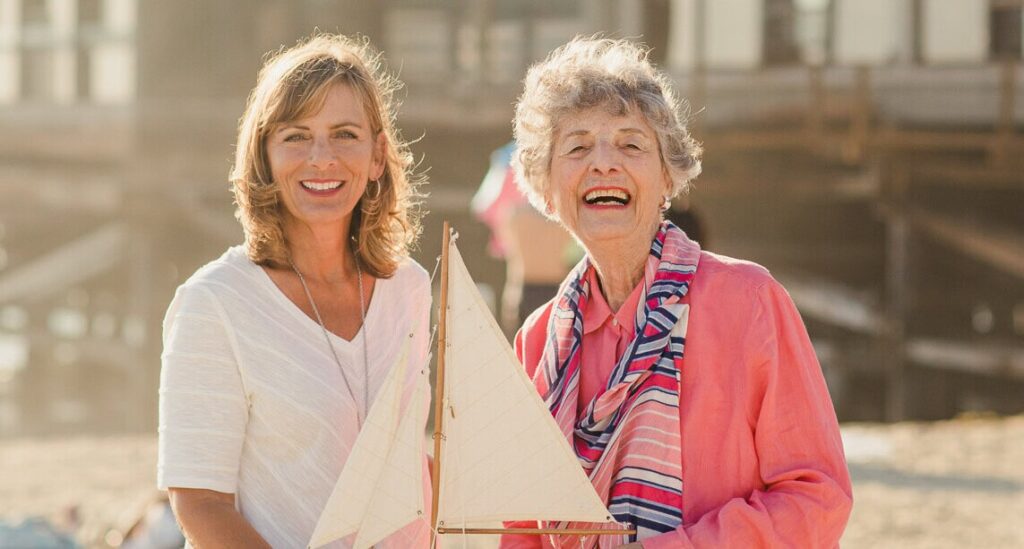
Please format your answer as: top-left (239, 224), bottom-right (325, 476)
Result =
top-left (581, 265), bottom-right (645, 335)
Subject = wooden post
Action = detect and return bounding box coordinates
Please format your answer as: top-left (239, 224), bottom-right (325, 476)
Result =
top-left (128, 220), bottom-right (155, 431)
top-left (806, 64), bottom-right (825, 137)
top-left (524, 0), bottom-right (536, 71)
top-left (883, 165), bottom-right (910, 421)
top-left (844, 65), bottom-right (871, 165)
top-left (911, 0), bottom-right (924, 64)
top-left (477, 0), bottom-right (494, 87)
top-left (991, 60), bottom-right (1017, 167)
top-left (445, 2), bottom-right (460, 87)
top-left (690, 0), bottom-right (707, 136)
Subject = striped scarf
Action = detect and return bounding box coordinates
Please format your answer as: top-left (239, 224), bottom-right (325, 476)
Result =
top-left (533, 222), bottom-right (700, 547)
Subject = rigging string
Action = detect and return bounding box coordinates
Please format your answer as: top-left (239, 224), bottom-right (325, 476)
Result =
top-left (425, 252), bottom-right (442, 355)
top-left (428, 252), bottom-right (442, 283)
top-left (428, 521), bottom-right (441, 549)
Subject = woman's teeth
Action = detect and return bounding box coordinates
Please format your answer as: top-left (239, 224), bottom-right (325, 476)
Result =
top-left (584, 189), bottom-right (630, 205)
top-left (301, 180), bottom-right (343, 191)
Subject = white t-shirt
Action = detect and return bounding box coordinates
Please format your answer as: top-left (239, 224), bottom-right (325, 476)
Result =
top-left (158, 246), bottom-right (432, 548)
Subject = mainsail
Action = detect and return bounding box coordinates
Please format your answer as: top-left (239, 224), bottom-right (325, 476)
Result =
top-left (310, 225), bottom-right (627, 547)
top-left (308, 340), bottom-right (430, 549)
top-left (434, 236), bottom-right (613, 528)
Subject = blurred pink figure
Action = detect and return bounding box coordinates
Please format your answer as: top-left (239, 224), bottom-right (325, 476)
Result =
top-left (472, 143), bottom-right (576, 333)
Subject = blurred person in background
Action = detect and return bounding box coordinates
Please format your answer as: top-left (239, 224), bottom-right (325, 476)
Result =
top-left (472, 142), bottom-right (577, 333)
top-left (504, 37), bottom-right (852, 548)
top-left (157, 34), bottom-right (431, 548)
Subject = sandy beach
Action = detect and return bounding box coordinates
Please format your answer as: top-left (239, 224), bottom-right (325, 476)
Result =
top-left (2, 415), bottom-right (1023, 548)
top-left (840, 414), bottom-right (1024, 548)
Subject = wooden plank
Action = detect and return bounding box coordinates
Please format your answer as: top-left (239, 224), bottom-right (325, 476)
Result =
top-left (912, 164), bottom-right (1024, 190)
top-left (0, 223), bottom-right (125, 303)
top-left (911, 210), bottom-right (1024, 280)
top-left (773, 272), bottom-right (883, 335)
top-left (883, 167), bottom-right (910, 421)
top-left (907, 338), bottom-right (1024, 379)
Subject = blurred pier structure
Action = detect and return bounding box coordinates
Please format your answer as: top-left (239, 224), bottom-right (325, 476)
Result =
top-left (0, 0), bottom-right (1022, 436)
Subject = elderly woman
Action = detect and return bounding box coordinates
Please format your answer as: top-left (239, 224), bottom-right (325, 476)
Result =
top-left (158, 35), bottom-right (430, 548)
top-left (503, 38), bottom-right (852, 548)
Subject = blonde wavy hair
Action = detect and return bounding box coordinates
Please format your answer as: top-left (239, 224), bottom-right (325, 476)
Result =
top-left (230, 34), bottom-right (423, 278)
top-left (513, 36), bottom-right (702, 216)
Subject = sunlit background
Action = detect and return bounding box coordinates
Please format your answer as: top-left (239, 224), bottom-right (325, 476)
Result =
top-left (1, 0), bottom-right (1022, 547)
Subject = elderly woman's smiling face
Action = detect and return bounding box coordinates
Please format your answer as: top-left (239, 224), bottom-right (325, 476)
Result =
top-left (546, 106), bottom-right (670, 249)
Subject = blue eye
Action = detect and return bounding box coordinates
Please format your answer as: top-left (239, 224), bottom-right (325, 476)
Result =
top-left (283, 133), bottom-right (308, 142)
top-left (334, 130), bottom-right (358, 139)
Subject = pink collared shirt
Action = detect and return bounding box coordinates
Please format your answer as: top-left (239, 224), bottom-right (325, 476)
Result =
top-left (503, 251), bottom-right (852, 548)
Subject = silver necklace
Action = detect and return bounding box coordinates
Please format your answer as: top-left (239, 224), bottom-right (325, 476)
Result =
top-left (289, 256), bottom-right (370, 425)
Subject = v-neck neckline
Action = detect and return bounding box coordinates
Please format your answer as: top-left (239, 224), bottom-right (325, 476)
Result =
top-left (252, 254), bottom-right (381, 347)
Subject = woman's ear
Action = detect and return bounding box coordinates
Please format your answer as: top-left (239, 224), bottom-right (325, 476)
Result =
top-left (372, 132), bottom-right (387, 181)
top-left (541, 189), bottom-right (556, 216)
top-left (661, 168), bottom-right (673, 197)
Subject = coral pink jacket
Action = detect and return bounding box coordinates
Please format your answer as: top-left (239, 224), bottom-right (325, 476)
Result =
top-left (502, 251), bottom-right (853, 548)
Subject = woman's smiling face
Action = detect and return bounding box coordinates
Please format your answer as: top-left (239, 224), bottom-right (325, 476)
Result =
top-left (546, 106), bottom-right (670, 249)
top-left (266, 82), bottom-right (385, 234)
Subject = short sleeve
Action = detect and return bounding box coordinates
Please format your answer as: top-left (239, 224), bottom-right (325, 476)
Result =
top-left (157, 283), bottom-right (249, 494)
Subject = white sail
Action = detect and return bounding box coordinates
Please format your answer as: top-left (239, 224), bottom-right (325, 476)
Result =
top-left (437, 242), bottom-right (614, 526)
top-left (308, 341), bottom-right (430, 549)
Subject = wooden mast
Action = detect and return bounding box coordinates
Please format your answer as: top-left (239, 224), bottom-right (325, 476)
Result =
top-left (430, 221), bottom-right (634, 538)
top-left (430, 221), bottom-right (452, 532)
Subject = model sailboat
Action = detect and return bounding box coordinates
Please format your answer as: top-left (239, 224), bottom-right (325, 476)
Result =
top-left (309, 223), bottom-right (633, 548)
